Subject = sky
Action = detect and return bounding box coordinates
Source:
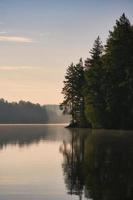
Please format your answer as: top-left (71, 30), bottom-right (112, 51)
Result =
top-left (0, 0), bottom-right (132, 105)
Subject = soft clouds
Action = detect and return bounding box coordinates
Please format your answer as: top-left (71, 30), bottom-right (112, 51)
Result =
top-left (0, 36), bottom-right (33, 43)
top-left (0, 31), bottom-right (8, 34)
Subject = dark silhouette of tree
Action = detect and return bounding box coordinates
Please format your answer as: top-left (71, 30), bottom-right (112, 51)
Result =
top-left (61, 14), bottom-right (133, 129)
top-left (84, 36), bottom-right (105, 128)
top-left (102, 13), bottom-right (133, 129)
top-left (61, 59), bottom-right (89, 127)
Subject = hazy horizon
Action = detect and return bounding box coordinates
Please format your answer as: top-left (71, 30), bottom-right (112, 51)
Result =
top-left (0, 0), bottom-right (133, 104)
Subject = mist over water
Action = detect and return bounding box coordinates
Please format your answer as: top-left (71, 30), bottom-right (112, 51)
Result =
top-left (0, 125), bottom-right (133, 200)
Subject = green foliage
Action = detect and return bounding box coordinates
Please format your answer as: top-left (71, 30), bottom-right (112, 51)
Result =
top-left (61, 59), bottom-right (89, 127)
top-left (103, 13), bottom-right (133, 129)
top-left (84, 36), bottom-right (106, 128)
top-left (62, 13), bottom-right (133, 129)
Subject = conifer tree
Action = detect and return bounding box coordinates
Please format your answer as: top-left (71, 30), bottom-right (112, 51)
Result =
top-left (104, 13), bottom-right (133, 128)
top-left (85, 36), bottom-right (104, 127)
top-left (61, 59), bottom-right (89, 127)
top-left (61, 14), bottom-right (133, 129)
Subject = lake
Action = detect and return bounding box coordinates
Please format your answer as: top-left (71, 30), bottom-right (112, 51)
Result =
top-left (0, 125), bottom-right (133, 200)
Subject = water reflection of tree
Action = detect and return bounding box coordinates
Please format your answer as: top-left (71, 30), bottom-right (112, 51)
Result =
top-left (0, 125), bottom-right (61, 149)
top-left (60, 129), bottom-right (133, 200)
top-left (60, 129), bottom-right (89, 200)
top-left (85, 132), bottom-right (133, 200)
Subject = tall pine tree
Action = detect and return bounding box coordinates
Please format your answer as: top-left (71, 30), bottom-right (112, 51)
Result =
top-left (104, 13), bottom-right (133, 129)
top-left (61, 59), bottom-right (89, 127)
top-left (84, 36), bottom-right (105, 127)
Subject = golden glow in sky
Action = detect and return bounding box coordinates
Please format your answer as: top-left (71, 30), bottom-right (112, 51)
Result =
top-left (0, 0), bottom-right (132, 104)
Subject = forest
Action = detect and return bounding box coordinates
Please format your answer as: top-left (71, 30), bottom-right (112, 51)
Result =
top-left (0, 99), bottom-right (69, 124)
top-left (61, 14), bottom-right (133, 129)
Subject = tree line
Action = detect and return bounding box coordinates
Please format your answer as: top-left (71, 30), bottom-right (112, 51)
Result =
top-left (61, 14), bottom-right (133, 129)
top-left (0, 99), bottom-right (69, 123)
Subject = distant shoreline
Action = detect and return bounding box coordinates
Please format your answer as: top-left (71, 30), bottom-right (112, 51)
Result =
top-left (0, 123), bottom-right (69, 126)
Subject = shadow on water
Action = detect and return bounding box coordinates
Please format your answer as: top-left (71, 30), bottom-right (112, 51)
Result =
top-left (60, 129), bottom-right (133, 200)
top-left (0, 125), bottom-right (69, 149)
top-left (1, 125), bottom-right (133, 200)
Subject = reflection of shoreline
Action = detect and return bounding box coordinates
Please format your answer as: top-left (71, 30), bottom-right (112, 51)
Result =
top-left (0, 123), bottom-right (68, 126)
top-left (0, 125), bottom-right (70, 149)
top-left (60, 129), bottom-right (133, 200)
top-left (0, 126), bottom-right (47, 149)
top-left (60, 129), bottom-right (90, 200)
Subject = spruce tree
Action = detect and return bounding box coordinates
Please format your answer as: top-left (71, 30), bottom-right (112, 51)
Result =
top-left (85, 36), bottom-right (105, 127)
top-left (61, 59), bottom-right (89, 127)
top-left (104, 13), bottom-right (133, 129)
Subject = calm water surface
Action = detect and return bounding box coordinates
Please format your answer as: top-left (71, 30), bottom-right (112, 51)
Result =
top-left (0, 125), bottom-right (133, 200)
